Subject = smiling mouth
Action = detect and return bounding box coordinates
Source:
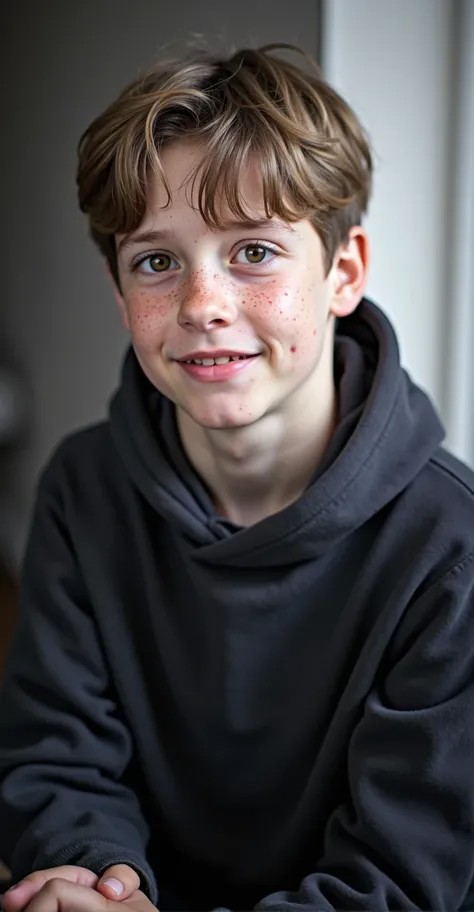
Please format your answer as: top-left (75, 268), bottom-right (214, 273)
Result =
top-left (180, 354), bottom-right (258, 366)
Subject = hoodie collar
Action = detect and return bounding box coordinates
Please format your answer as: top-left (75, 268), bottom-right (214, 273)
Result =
top-left (109, 298), bottom-right (445, 568)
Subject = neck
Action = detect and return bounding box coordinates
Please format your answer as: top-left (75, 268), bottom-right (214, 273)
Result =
top-left (177, 346), bottom-right (338, 527)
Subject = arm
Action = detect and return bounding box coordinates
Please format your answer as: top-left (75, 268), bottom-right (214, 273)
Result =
top-left (249, 554), bottom-right (474, 910)
top-left (0, 457), bottom-right (157, 905)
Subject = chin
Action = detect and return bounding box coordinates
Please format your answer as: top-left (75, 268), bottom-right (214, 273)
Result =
top-left (189, 404), bottom-right (261, 431)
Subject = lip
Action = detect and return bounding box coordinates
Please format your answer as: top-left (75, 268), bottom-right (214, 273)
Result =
top-left (175, 349), bottom-right (259, 362)
top-left (176, 353), bottom-right (260, 383)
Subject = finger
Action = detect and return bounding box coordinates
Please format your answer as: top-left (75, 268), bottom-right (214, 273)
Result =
top-left (3, 867), bottom-right (98, 912)
top-left (122, 890), bottom-right (157, 911)
top-left (23, 879), bottom-right (108, 912)
top-left (97, 864), bottom-right (140, 901)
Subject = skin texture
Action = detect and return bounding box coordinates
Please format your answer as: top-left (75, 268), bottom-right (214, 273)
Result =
top-left (2, 864), bottom-right (152, 911)
top-left (4, 881), bottom-right (153, 911)
top-left (114, 141), bottom-right (369, 526)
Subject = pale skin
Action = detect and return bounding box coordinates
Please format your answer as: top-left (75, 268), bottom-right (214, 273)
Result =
top-left (2, 864), bottom-right (154, 910)
top-left (113, 140), bottom-right (369, 525)
top-left (3, 141), bottom-right (369, 909)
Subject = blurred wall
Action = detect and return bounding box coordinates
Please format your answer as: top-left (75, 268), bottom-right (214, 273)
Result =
top-left (0, 0), bottom-right (321, 569)
top-left (323, 0), bottom-right (457, 413)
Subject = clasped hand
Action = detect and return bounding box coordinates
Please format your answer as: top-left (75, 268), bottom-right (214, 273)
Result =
top-left (2, 864), bottom-right (157, 911)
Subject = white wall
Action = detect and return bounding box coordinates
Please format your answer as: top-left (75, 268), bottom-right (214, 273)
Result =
top-left (322, 0), bottom-right (455, 413)
top-left (441, 0), bottom-right (474, 465)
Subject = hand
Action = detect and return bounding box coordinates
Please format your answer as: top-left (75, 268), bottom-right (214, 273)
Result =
top-left (3, 864), bottom-right (142, 911)
top-left (3, 878), bottom-right (156, 911)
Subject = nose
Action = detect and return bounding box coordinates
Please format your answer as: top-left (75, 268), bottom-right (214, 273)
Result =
top-left (177, 271), bottom-right (238, 332)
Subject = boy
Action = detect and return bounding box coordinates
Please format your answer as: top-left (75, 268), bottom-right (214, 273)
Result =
top-left (1, 43), bottom-right (474, 912)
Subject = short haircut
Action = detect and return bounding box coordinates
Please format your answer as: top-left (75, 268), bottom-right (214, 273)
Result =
top-left (77, 44), bottom-right (373, 286)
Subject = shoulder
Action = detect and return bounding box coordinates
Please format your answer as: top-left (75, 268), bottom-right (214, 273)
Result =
top-left (422, 445), bottom-right (474, 534)
top-left (428, 446), bottom-right (474, 500)
top-left (38, 420), bottom-right (119, 501)
top-left (362, 443), bottom-right (474, 600)
top-left (389, 445), bottom-right (474, 586)
top-left (33, 420), bottom-right (139, 548)
top-left (45, 420), bottom-right (114, 468)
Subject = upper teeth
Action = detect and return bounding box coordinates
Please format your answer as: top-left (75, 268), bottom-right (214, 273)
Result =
top-left (185, 355), bottom-right (249, 365)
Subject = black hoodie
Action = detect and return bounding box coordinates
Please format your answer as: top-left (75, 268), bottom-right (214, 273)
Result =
top-left (1, 299), bottom-right (474, 911)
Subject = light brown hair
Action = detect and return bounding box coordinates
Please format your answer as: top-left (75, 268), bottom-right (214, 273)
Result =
top-left (77, 44), bottom-right (372, 286)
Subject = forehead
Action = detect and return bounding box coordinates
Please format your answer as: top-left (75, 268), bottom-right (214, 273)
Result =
top-left (147, 138), bottom-right (267, 222)
top-left (116, 138), bottom-right (322, 257)
top-left (115, 140), bottom-right (322, 259)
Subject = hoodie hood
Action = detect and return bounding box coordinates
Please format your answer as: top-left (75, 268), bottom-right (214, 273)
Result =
top-left (109, 298), bottom-right (445, 568)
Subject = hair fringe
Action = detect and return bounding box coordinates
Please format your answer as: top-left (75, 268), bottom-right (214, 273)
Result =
top-left (77, 44), bottom-right (373, 284)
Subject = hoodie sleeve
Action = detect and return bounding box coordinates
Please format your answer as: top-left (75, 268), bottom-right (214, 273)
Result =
top-left (246, 553), bottom-right (474, 911)
top-left (0, 462), bottom-right (158, 906)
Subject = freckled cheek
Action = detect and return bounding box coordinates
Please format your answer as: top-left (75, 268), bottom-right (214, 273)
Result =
top-left (126, 293), bottom-right (171, 343)
top-left (242, 286), bottom-right (298, 329)
top-left (243, 286), bottom-right (317, 354)
top-left (280, 289), bottom-right (321, 366)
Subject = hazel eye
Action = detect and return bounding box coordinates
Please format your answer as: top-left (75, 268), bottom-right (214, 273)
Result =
top-left (147, 254), bottom-right (172, 272)
top-left (244, 245), bottom-right (266, 264)
top-left (134, 252), bottom-right (179, 274)
top-left (233, 243), bottom-right (278, 266)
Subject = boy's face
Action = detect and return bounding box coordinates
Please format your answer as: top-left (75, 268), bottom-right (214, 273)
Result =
top-left (114, 141), bottom-right (367, 431)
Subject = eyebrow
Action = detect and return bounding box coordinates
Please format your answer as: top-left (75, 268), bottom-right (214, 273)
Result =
top-left (117, 219), bottom-right (297, 254)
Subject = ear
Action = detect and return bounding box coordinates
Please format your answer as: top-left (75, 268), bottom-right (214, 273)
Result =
top-left (329, 226), bottom-right (369, 319)
top-left (106, 262), bottom-right (130, 331)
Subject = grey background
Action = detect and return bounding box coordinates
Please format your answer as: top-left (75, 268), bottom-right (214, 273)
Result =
top-left (0, 1), bottom-right (322, 567)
